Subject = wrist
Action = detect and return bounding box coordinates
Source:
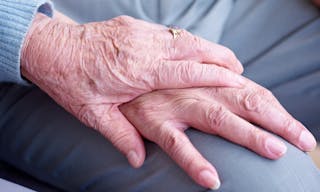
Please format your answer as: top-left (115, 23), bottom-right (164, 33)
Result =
top-left (20, 13), bottom-right (76, 83)
top-left (21, 13), bottom-right (53, 73)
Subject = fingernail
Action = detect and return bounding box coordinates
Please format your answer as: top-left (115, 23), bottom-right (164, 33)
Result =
top-left (199, 170), bottom-right (220, 190)
top-left (299, 130), bottom-right (316, 151)
top-left (127, 150), bottom-right (140, 168)
top-left (266, 138), bottom-right (287, 158)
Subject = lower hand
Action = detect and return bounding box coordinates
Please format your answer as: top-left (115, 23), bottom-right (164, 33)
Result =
top-left (119, 78), bottom-right (316, 189)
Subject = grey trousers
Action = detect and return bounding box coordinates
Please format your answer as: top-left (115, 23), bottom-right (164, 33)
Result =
top-left (0, 0), bottom-right (320, 191)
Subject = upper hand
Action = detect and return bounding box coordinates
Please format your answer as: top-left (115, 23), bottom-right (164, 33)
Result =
top-left (21, 13), bottom-right (244, 167)
top-left (119, 78), bottom-right (316, 189)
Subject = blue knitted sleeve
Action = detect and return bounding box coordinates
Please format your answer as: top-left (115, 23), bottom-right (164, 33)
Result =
top-left (0, 0), bottom-right (53, 84)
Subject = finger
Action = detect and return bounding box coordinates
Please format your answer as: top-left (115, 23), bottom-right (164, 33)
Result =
top-left (232, 88), bottom-right (317, 152)
top-left (205, 84), bottom-right (317, 152)
top-left (152, 60), bottom-right (246, 90)
top-left (163, 29), bottom-right (243, 74)
top-left (97, 106), bottom-right (146, 168)
top-left (180, 101), bottom-right (287, 159)
top-left (149, 121), bottom-right (221, 190)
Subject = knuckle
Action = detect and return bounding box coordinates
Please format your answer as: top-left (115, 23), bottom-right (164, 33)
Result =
top-left (243, 127), bottom-right (270, 151)
top-left (180, 29), bottom-right (190, 38)
top-left (282, 119), bottom-right (299, 140)
top-left (192, 35), bottom-right (202, 47)
top-left (161, 129), bottom-right (187, 153)
top-left (206, 105), bottom-right (228, 132)
top-left (243, 92), bottom-right (261, 112)
top-left (163, 131), bottom-right (180, 150)
top-left (182, 29), bottom-right (195, 39)
top-left (176, 61), bottom-right (197, 84)
top-left (247, 127), bottom-right (265, 148)
top-left (112, 15), bottom-right (136, 26)
top-left (243, 88), bottom-right (271, 113)
top-left (260, 88), bottom-right (274, 98)
top-left (116, 15), bottom-right (135, 22)
top-left (185, 33), bottom-right (203, 50)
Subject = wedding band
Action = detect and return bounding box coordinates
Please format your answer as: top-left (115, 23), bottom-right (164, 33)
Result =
top-left (169, 27), bottom-right (182, 40)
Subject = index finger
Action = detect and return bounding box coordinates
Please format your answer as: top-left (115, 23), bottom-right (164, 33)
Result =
top-left (151, 60), bottom-right (246, 90)
top-left (163, 29), bottom-right (243, 74)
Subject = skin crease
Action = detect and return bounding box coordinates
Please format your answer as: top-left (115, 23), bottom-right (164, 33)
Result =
top-left (20, 11), bottom-right (317, 190)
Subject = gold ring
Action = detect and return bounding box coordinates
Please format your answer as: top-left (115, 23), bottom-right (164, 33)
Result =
top-left (169, 27), bottom-right (182, 40)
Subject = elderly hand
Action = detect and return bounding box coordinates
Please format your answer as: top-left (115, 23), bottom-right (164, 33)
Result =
top-left (120, 78), bottom-right (316, 190)
top-left (21, 13), bottom-right (244, 168)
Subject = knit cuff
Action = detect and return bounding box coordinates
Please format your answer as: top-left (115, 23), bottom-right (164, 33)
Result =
top-left (0, 0), bottom-right (53, 85)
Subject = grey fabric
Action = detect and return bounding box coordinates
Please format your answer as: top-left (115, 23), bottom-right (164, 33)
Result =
top-left (53, 0), bottom-right (233, 43)
top-left (1, 0), bottom-right (320, 191)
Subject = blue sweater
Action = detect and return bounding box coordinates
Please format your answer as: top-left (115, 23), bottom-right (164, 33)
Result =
top-left (0, 0), bottom-right (53, 84)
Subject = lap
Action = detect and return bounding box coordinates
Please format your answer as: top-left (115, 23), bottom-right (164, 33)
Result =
top-left (0, 84), bottom-right (319, 191)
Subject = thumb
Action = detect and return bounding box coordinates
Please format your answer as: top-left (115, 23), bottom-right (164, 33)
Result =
top-left (97, 106), bottom-right (146, 168)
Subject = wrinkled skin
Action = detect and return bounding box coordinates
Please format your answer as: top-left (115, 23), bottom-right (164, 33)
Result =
top-left (21, 12), bottom-right (244, 186)
top-left (120, 78), bottom-right (316, 189)
top-left (20, 12), bottom-right (317, 190)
